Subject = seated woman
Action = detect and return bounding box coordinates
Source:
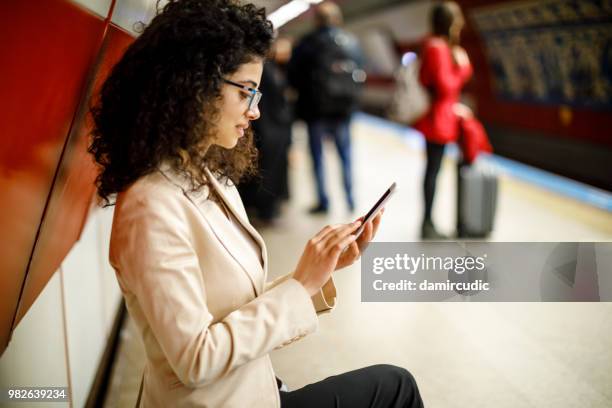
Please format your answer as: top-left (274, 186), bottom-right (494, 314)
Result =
top-left (89, 0), bottom-right (424, 406)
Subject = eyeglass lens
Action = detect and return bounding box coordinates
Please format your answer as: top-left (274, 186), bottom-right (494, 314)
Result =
top-left (249, 91), bottom-right (261, 112)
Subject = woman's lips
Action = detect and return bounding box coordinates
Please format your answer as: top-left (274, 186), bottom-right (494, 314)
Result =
top-left (236, 124), bottom-right (248, 137)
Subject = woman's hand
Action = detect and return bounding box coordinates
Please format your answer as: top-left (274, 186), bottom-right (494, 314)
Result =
top-left (451, 45), bottom-right (470, 67)
top-left (453, 102), bottom-right (473, 119)
top-left (293, 221), bottom-right (362, 296)
top-left (335, 209), bottom-right (384, 270)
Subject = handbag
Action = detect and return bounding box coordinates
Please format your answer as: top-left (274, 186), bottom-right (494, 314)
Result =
top-left (388, 58), bottom-right (430, 124)
top-left (459, 116), bottom-right (492, 164)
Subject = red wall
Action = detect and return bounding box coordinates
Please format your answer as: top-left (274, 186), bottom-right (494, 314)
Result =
top-left (0, 0), bottom-right (134, 354)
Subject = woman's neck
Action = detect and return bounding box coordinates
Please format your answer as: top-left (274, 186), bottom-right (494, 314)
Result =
top-left (432, 34), bottom-right (449, 43)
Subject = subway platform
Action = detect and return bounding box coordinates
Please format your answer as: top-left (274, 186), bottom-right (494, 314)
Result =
top-left (104, 114), bottom-right (612, 408)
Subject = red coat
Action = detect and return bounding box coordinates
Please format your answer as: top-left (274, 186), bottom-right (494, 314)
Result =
top-left (414, 37), bottom-right (473, 145)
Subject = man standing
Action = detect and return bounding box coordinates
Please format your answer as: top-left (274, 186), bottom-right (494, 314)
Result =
top-left (240, 38), bottom-right (294, 225)
top-left (288, 1), bottom-right (365, 214)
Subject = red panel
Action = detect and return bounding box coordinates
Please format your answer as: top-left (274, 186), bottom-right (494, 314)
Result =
top-left (15, 25), bottom-right (135, 326)
top-left (0, 0), bottom-right (109, 353)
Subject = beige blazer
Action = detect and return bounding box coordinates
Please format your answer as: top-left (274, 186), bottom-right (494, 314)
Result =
top-left (109, 164), bottom-right (337, 408)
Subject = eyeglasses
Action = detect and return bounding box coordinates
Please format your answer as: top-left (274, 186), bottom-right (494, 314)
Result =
top-left (223, 79), bottom-right (262, 113)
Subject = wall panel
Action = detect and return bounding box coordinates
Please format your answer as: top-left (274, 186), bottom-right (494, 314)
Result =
top-left (96, 207), bottom-right (121, 336)
top-left (111, 0), bottom-right (160, 35)
top-left (0, 0), bottom-right (110, 353)
top-left (16, 17), bottom-right (137, 330)
top-left (19, 22), bottom-right (139, 331)
top-left (60, 208), bottom-right (110, 408)
top-left (0, 272), bottom-right (70, 408)
top-left (0, 0), bottom-right (153, 404)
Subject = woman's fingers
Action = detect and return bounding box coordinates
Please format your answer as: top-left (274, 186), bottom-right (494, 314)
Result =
top-left (311, 224), bottom-right (341, 244)
top-left (360, 219), bottom-right (374, 243)
top-left (346, 241), bottom-right (360, 259)
top-left (356, 208), bottom-right (385, 249)
top-left (296, 222), bottom-right (362, 296)
top-left (329, 232), bottom-right (359, 256)
top-left (371, 209), bottom-right (384, 236)
top-left (320, 221), bottom-right (361, 248)
top-left (335, 240), bottom-right (361, 270)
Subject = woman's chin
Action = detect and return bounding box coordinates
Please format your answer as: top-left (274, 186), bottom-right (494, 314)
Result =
top-left (213, 134), bottom-right (240, 149)
top-left (224, 138), bottom-right (239, 149)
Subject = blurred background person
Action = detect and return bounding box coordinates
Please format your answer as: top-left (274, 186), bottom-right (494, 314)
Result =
top-left (414, 1), bottom-right (473, 239)
top-left (288, 1), bottom-right (365, 215)
top-left (240, 37), bottom-right (294, 226)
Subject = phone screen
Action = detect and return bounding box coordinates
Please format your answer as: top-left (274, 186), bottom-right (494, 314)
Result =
top-left (354, 182), bottom-right (396, 237)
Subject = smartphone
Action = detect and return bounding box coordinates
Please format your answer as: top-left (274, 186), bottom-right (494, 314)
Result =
top-left (354, 182), bottom-right (396, 237)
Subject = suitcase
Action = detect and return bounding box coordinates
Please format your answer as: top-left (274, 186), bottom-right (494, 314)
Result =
top-left (457, 162), bottom-right (498, 238)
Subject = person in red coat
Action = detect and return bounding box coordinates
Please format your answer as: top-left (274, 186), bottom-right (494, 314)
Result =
top-left (415, 1), bottom-right (473, 239)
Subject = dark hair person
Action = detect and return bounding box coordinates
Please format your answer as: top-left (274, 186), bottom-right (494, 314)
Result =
top-left (89, 0), bottom-right (424, 406)
top-left (415, 1), bottom-right (473, 239)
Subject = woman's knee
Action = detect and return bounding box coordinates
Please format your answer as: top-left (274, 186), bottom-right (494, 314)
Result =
top-left (368, 364), bottom-right (417, 387)
top-left (369, 364), bottom-right (422, 404)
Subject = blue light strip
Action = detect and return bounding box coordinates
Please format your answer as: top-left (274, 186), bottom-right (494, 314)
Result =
top-left (353, 112), bottom-right (612, 212)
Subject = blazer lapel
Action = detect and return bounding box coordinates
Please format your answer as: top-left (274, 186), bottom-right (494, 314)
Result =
top-left (203, 168), bottom-right (268, 281)
top-left (158, 165), bottom-right (267, 296)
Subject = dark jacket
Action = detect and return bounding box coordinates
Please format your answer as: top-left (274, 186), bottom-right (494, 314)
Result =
top-left (239, 61), bottom-right (293, 218)
top-left (288, 26), bottom-right (364, 121)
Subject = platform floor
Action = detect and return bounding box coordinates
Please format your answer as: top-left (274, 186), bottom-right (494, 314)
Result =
top-left (104, 117), bottom-right (612, 408)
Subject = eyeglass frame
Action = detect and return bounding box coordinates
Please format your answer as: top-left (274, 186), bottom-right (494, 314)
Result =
top-left (223, 79), bottom-right (262, 113)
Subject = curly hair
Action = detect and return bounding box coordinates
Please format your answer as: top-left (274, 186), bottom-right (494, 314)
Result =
top-left (89, 0), bottom-right (274, 205)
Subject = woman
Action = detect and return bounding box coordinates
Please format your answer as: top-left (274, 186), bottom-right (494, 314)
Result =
top-left (415, 1), bottom-right (473, 239)
top-left (89, 1), bottom-right (424, 407)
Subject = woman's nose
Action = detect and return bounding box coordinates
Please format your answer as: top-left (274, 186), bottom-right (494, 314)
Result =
top-left (247, 105), bottom-right (260, 120)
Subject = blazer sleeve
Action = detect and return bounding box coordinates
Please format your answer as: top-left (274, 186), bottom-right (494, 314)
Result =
top-left (265, 273), bottom-right (337, 314)
top-left (111, 191), bottom-right (319, 388)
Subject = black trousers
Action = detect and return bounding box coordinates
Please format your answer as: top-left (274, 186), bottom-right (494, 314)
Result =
top-left (279, 364), bottom-right (424, 408)
top-left (423, 141), bottom-right (446, 223)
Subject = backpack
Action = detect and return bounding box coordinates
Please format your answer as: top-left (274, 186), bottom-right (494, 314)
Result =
top-left (310, 29), bottom-right (365, 117)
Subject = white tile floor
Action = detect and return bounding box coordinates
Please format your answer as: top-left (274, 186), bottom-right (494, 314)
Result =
top-left (104, 118), bottom-right (612, 408)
